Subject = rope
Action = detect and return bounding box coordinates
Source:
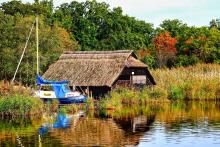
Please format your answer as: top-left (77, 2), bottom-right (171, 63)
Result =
top-left (12, 19), bottom-right (35, 83)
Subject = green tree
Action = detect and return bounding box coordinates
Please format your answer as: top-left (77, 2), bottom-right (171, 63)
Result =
top-left (1, 0), bottom-right (54, 25)
top-left (159, 19), bottom-right (188, 37)
top-left (205, 28), bottom-right (220, 63)
top-left (54, 0), bottom-right (154, 51)
top-left (0, 13), bottom-right (77, 84)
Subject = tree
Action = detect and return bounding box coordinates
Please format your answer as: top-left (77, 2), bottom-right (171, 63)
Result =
top-left (54, 0), bottom-right (154, 51)
top-left (1, 0), bottom-right (54, 25)
top-left (159, 19), bottom-right (188, 37)
top-left (205, 28), bottom-right (220, 63)
top-left (154, 31), bottom-right (177, 68)
top-left (0, 13), bottom-right (77, 84)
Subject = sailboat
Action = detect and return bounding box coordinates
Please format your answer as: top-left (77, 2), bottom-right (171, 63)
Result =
top-left (35, 74), bottom-right (87, 104)
top-left (12, 13), bottom-right (87, 104)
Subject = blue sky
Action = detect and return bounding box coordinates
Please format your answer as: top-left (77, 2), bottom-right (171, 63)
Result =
top-left (1, 0), bottom-right (220, 27)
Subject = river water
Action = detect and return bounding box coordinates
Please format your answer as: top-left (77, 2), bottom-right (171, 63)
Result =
top-left (1, 102), bottom-right (220, 147)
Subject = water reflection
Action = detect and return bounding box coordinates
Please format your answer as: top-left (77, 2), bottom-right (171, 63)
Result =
top-left (39, 111), bottom-right (85, 136)
top-left (0, 102), bottom-right (220, 146)
top-left (113, 115), bottom-right (155, 146)
top-left (0, 117), bottom-right (43, 146)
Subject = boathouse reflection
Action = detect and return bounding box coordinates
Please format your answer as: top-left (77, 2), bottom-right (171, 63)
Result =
top-left (48, 113), bottom-right (155, 146)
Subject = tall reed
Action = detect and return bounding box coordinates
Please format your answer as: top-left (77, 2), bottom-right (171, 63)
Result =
top-left (152, 64), bottom-right (220, 100)
top-left (101, 64), bottom-right (220, 110)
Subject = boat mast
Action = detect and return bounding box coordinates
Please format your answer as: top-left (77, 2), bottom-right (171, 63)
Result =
top-left (11, 0), bottom-right (39, 82)
top-left (36, 0), bottom-right (39, 75)
top-left (11, 21), bottom-right (35, 82)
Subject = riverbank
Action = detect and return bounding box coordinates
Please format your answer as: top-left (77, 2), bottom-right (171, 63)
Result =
top-left (98, 64), bottom-right (220, 110)
top-left (0, 64), bottom-right (219, 116)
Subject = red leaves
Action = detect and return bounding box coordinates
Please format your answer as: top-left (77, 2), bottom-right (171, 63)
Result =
top-left (153, 31), bottom-right (178, 67)
top-left (154, 31), bottom-right (177, 54)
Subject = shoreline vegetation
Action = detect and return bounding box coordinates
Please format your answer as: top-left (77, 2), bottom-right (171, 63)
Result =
top-left (0, 83), bottom-right (57, 117)
top-left (98, 64), bottom-right (220, 110)
top-left (1, 64), bottom-right (219, 117)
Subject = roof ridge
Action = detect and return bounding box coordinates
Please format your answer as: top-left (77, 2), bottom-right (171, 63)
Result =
top-left (63, 50), bottom-right (133, 54)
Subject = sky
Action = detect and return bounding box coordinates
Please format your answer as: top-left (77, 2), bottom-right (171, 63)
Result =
top-left (0, 0), bottom-right (220, 27)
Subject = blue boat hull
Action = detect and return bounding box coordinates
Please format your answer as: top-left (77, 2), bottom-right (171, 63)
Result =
top-left (58, 95), bottom-right (87, 104)
top-left (42, 95), bottom-right (87, 104)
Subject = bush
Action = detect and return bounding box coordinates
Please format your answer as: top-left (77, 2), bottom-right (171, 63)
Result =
top-left (0, 94), bottom-right (44, 117)
top-left (141, 55), bottom-right (157, 69)
top-left (120, 88), bottom-right (138, 104)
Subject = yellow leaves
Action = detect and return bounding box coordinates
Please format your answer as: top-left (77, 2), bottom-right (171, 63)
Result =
top-left (55, 25), bottom-right (79, 51)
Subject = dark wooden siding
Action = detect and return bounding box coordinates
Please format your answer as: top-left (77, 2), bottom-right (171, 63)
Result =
top-left (74, 86), bottom-right (111, 99)
top-left (73, 67), bottom-right (155, 98)
top-left (113, 67), bottom-right (156, 87)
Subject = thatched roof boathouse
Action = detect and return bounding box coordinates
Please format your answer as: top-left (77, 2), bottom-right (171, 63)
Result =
top-left (43, 50), bottom-right (155, 97)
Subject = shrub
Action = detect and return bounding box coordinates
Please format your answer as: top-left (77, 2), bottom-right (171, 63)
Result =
top-left (141, 55), bottom-right (157, 69)
top-left (120, 88), bottom-right (139, 104)
top-left (0, 94), bottom-right (44, 117)
top-left (139, 88), bottom-right (149, 103)
top-left (59, 106), bottom-right (68, 114)
top-left (175, 55), bottom-right (199, 67)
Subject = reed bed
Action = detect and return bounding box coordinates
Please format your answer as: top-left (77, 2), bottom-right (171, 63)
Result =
top-left (152, 64), bottom-right (220, 100)
top-left (100, 64), bottom-right (220, 110)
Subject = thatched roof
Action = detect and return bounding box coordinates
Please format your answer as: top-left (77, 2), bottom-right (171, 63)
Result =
top-left (43, 50), bottom-right (148, 87)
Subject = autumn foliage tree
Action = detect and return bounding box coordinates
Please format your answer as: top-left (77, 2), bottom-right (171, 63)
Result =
top-left (154, 31), bottom-right (177, 67)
